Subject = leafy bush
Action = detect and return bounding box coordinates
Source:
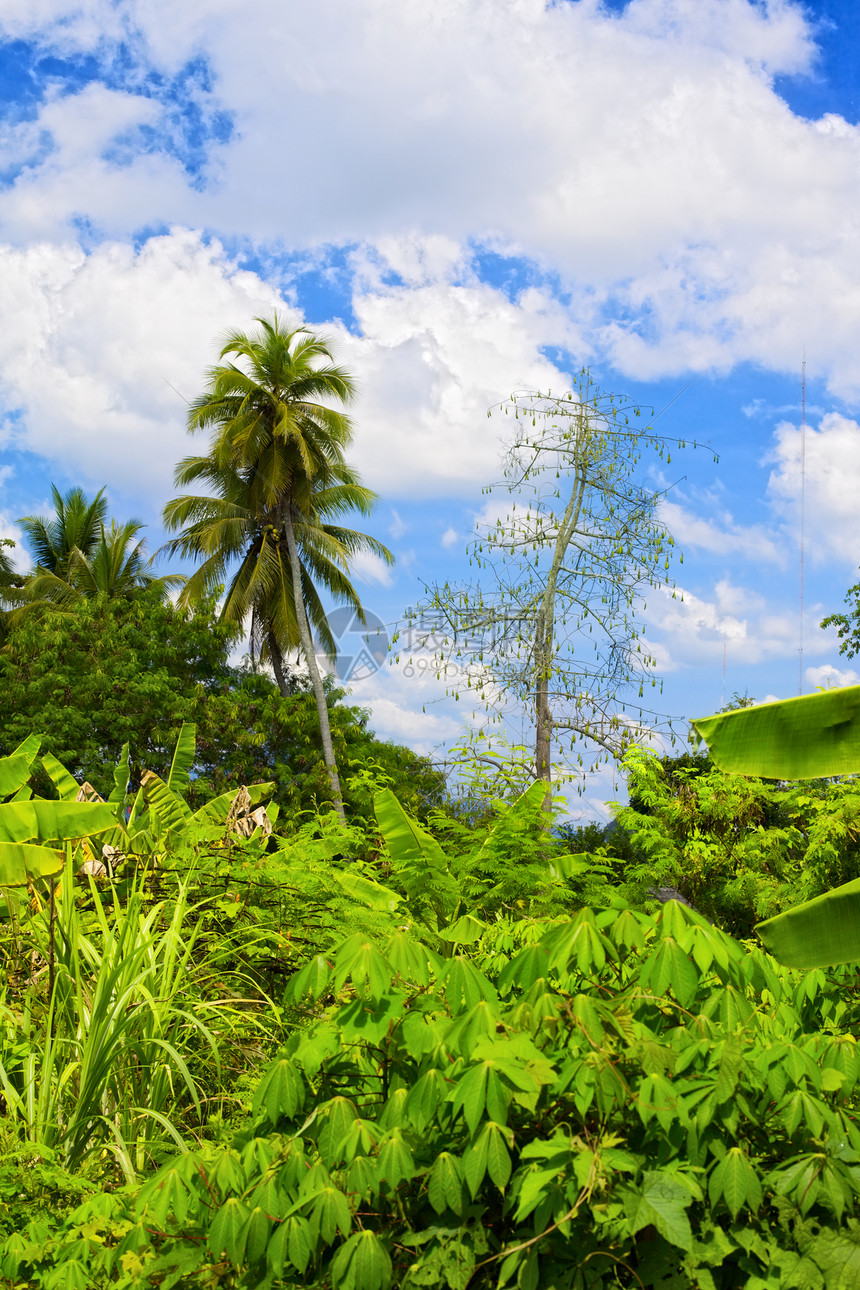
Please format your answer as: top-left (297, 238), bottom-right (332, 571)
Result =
top-left (614, 745), bottom-right (860, 937)
top-left (9, 903), bottom-right (860, 1288)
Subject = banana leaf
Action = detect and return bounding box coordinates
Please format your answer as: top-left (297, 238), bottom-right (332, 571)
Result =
top-left (756, 878), bottom-right (860, 969)
top-left (193, 783), bottom-right (275, 826)
top-left (109, 743), bottom-right (130, 809)
top-left (0, 799), bottom-right (118, 844)
top-left (331, 871), bottom-right (403, 912)
top-left (11, 734), bottom-right (41, 762)
top-left (166, 723), bottom-right (196, 794)
top-left (0, 841), bottom-right (64, 885)
top-left (374, 788), bottom-right (450, 870)
top-left (0, 754), bottom-right (36, 801)
top-left (41, 752), bottom-right (80, 802)
top-left (139, 771), bottom-right (192, 834)
top-left (692, 686), bottom-right (860, 779)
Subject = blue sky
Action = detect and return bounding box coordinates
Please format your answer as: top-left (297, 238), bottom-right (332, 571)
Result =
top-left (0, 0), bottom-right (859, 817)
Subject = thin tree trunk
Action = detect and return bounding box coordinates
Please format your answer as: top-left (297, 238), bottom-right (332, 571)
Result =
top-left (533, 608), bottom-right (554, 789)
top-left (267, 628), bottom-right (292, 698)
top-left (282, 512), bottom-right (345, 819)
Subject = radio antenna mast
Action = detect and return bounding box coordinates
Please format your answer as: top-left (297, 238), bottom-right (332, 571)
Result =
top-left (799, 354), bottom-right (806, 695)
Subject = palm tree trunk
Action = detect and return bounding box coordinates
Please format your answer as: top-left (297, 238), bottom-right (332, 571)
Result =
top-left (282, 512), bottom-right (345, 819)
top-left (267, 628), bottom-right (292, 697)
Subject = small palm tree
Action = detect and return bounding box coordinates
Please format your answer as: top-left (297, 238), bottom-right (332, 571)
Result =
top-left (19, 486), bottom-right (108, 576)
top-left (163, 316), bottom-right (393, 818)
top-left (8, 487), bottom-right (179, 616)
top-left (26, 519), bottom-right (182, 608)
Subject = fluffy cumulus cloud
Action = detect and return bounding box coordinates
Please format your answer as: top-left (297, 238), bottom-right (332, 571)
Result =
top-left (0, 229), bottom-right (282, 502)
top-left (0, 226), bottom-right (578, 505)
top-left (766, 412), bottom-right (860, 566)
top-left (805, 663), bottom-right (860, 689)
top-left (643, 577), bottom-right (828, 669)
top-left (342, 260), bottom-right (574, 495)
top-left (3, 0), bottom-right (860, 392)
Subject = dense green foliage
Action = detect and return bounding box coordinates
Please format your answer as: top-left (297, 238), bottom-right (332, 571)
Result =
top-left (612, 746), bottom-right (860, 938)
top-left (7, 372), bottom-right (860, 1289)
top-left (0, 589), bottom-right (443, 824)
top-left (8, 901), bottom-right (860, 1289)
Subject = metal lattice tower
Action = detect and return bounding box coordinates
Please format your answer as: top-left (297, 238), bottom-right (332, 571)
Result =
top-left (799, 355), bottom-right (806, 696)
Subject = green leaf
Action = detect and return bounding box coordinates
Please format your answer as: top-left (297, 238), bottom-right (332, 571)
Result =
top-left (439, 914), bottom-right (486, 945)
top-left (192, 781), bottom-right (275, 825)
top-left (622, 1171), bottom-right (693, 1252)
top-left (139, 770), bottom-right (192, 835)
top-left (0, 799), bottom-right (117, 844)
top-left (166, 721), bottom-right (196, 793)
top-left (317, 1097), bottom-right (359, 1167)
top-left (709, 1147), bottom-right (762, 1219)
top-left (374, 788), bottom-right (450, 870)
top-left (0, 753), bottom-right (38, 800)
top-left (40, 752), bottom-right (79, 802)
top-left (310, 1186), bottom-right (351, 1245)
top-left (332, 934), bottom-right (393, 999)
top-left (450, 1063), bottom-right (490, 1135)
top-left (285, 954), bottom-right (332, 1004)
top-left (268, 1215), bottom-right (313, 1276)
top-left (692, 687), bottom-right (860, 779)
top-left (332, 870), bottom-right (402, 912)
top-left (543, 908), bottom-right (615, 975)
top-left (427, 1152), bottom-right (465, 1215)
top-left (376, 1131), bottom-right (414, 1190)
top-left (242, 1207), bottom-right (271, 1265)
top-left (208, 1197), bottom-right (250, 1264)
top-left (385, 931), bottom-right (436, 986)
top-left (640, 936), bottom-right (699, 1008)
top-left (756, 878), bottom-right (860, 969)
top-left (109, 744), bottom-right (130, 807)
top-left (0, 841), bottom-right (63, 886)
top-left (330, 1231), bottom-right (392, 1290)
top-left (485, 1122), bottom-right (513, 1189)
top-left (253, 1056), bottom-right (305, 1125)
top-left (404, 1069), bottom-right (447, 1132)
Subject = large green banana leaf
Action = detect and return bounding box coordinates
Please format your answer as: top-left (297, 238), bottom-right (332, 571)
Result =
top-left (166, 723), bottom-right (196, 794)
top-left (692, 686), bottom-right (860, 779)
top-left (11, 734), bottom-right (41, 762)
top-left (109, 743), bottom-right (130, 809)
top-left (41, 752), bottom-right (81, 802)
top-left (0, 800), bottom-right (117, 844)
top-left (0, 754), bottom-right (36, 801)
top-left (756, 879), bottom-right (860, 969)
top-left (138, 771), bottom-right (192, 835)
top-left (193, 783), bottom-right (275, 825)
top-left (373, 788), bottom-right (450, 870)
top-left (0, 841), bottom-right (64, 885)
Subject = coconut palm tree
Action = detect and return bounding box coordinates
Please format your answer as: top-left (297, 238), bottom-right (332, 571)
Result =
top-left (18, 485), bottom-right (109, 576)
top-left (162, 315), bottom-right (393, 818)
top-left (24, 519), bottom-right (182, 608)
top-left (7, 487), bottom-right (180, 616)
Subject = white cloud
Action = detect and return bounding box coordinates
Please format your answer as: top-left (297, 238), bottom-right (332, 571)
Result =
top-left (0, 227), bottom-right (583, 506)
top-left (659, 498), bottom-right (784, 565)
top-left (5, 1), bottom-right (860, 394)
top-left (348, 549), bottom-right (394, 587)
top-left (441, 527), bottom-right (458, 548)
top-left (645, 580), bottom-right (826, 668)
top-left (0, 229), bottom-right (281, 500)
top-left (339, 270), bottom-right (574, 496)
top-left (766, 412), bottom-right (860, 566)
top-left (346, 652), bottom-right (467, 754)
top-left (805, 663), bottom-right (860, 690)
